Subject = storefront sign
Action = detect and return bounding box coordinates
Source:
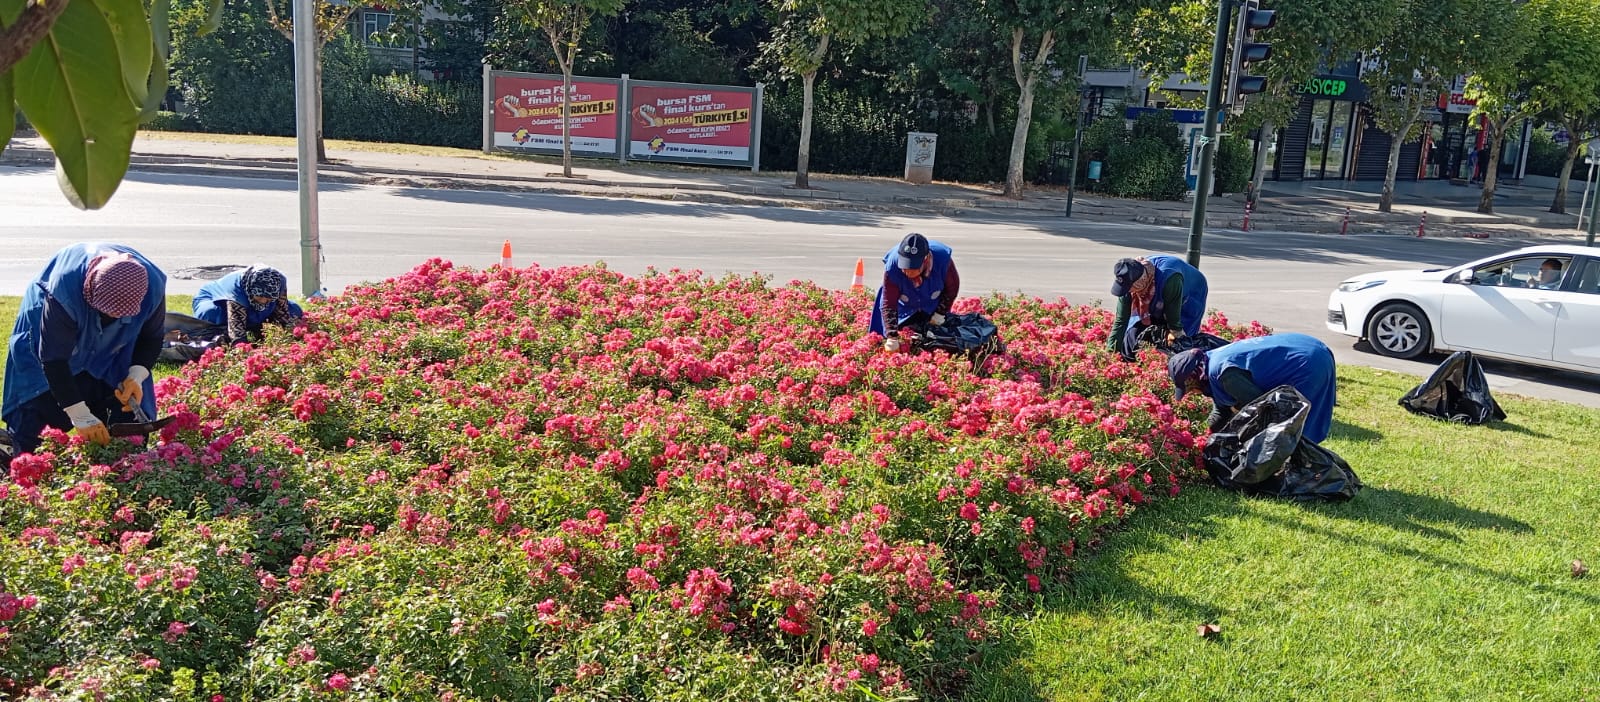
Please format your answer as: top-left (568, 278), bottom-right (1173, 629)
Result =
top-left (490, 72), bottom-right (621, 157)
top-left (1300, 77), bottom-right (1348, 98)
top-left (627, 82), bottom-right (758, 166)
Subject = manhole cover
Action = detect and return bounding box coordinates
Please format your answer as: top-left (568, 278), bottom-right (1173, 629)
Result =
top-left (171, 264), bottom-right (248, 281)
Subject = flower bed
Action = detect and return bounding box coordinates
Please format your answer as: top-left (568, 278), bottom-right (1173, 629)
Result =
top-left (1, 261), bottom-right (1261, 700)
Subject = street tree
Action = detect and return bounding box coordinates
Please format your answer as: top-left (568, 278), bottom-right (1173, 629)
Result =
top-left (1463, 0), bottom-right (1539, 215)
top-left (1519, 0), bottom-right (1600, 215)
top-left (1360, 0), bottom-right (1486, 213)
top-left (503, 0), bottom-right (628, 178)
top-left (2, 0), bottom-right (220, 208)
top-left (983, 0), bottom-right (1115, 199)
top-left (762, 0), bottom-right (924, 190)
top-left (1122, 0), bottom-right (1399, 204)
top-left (262, 0), bottom-right (358, 163)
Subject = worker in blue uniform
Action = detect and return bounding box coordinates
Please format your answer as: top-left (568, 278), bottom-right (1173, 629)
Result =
top-left (192, 265), bottom-right (302, 344)
top-left (3, 243), bottom-right (167, 455)
top-left (869, 233), bottom-right (960, 352)
top-left (1168, 332), bottom-right (1337, 443)
top-left (1109, 255), bottom-right (1209, 359)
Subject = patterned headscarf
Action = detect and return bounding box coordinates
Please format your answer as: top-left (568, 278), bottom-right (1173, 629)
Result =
top-left (82, 253), bottom-right (148, 318)
top-left (1128, 258), bottom-right (1158, 319)
top-left (242, 266), bottom-right (287, 310)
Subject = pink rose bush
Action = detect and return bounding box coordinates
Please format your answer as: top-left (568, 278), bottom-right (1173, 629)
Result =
top-left (0, 260), bottom-right (1265, 700)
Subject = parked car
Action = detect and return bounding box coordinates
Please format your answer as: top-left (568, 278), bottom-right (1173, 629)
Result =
top-left (1326, 244), bottom-right (1600, 373)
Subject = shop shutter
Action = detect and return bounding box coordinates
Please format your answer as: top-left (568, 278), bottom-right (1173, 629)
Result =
top-left (1277, 98), bottom-right (1313, 181)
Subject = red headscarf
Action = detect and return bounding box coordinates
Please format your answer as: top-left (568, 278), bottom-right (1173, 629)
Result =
top-left (82, 253), bottom-right (148, 318)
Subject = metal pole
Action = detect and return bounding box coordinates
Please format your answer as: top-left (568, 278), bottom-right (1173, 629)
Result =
top-left (293, 0), bottom-right (322, 298)
top-left (482, 62), bottom-right (494, 154)
top-left (752, 83), bottom-right (764, 173)
top-left (1580, 163), bottom-right (1593, 247)
top-left (1066, 54), bottom-right (1087, 218)
top-left (1579, 161), bottom-right (1595, 232)
top-left (619, 74), bottom-right (630, 164)
top-left (1186, 0), bottom-right (1233, 269)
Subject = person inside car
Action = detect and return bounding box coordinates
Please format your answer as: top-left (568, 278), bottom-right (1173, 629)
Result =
top-left (1527, 259), bottom-right (1564, 290)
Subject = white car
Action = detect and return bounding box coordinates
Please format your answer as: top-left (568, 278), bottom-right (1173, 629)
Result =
top-left (1327, 244), bottom-right (1600, 373)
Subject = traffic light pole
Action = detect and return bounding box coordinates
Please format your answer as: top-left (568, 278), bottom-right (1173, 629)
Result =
top-left (1187, 0), bottom-right (1234, 269)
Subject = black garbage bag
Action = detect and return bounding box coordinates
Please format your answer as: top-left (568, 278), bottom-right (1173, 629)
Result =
top-left (908, 313), bottom-right (1005, 373)
top-left (1202, 385), bottom-right (1362, 502)
top-left (1398, 350), bottom-right (1506, 425)
top-left (160, 312), bottom-right (227, 363)
top-left (1134, 324), bottom-right (1231, 357)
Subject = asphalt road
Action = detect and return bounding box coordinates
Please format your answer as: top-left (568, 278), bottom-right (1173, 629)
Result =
top-left (4, 166), bottom-right (1597, 407)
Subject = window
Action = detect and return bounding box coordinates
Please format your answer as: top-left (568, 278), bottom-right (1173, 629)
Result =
top-left (361, 11), bottom-right (394, 45)
top-left (1575, 259), bottom-right (1600, 295)
top-left (1468, 256), bottom-right (1571, 290)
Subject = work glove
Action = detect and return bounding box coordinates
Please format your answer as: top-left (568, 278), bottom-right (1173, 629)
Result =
top-left (114, 366), bottom-right (150, 412)
top-left (65, 402), bottom-right (110, 446)
top-left (884, 337), bottom-right (903, 353)
top-left (930, 313), bottom-right (946, 326)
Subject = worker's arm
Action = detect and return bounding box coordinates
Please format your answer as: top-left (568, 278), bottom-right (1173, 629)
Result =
top-left (880, 276), bottom-right (903, 334)
top-left (223, 300), bottom-right (251, 343)
top-left (1108, 295), bottom-right (1131, 352)
top-left (131, 299), bottom-right (166, 371)
top-left (39, 295), bottom-right (85, 409)
top-left (266, 298), bottom-right (297, 326)
top-left (1214, 367), bottom-right (1264, 413)
top-left (1161, 273), bottom-right (1186, 334)
top-left (938, 260), bottom-right (960, 315)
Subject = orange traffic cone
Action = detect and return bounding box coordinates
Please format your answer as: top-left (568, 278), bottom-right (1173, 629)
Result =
top-left (850, 258), bottom-right (866, 293)
top-left (501, 240), bottom-right (513, 268)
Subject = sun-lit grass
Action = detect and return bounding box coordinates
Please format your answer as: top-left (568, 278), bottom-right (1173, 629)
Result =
top-left (966, 365), bottom-right (1600, 701)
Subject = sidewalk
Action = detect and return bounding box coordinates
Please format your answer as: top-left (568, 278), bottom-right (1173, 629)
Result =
top-left (2, 132), bottom-right (1587, 239)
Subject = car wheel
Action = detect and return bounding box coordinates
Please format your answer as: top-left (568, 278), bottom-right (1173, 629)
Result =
top-left (1366, 303), bottom-right (1431, 359)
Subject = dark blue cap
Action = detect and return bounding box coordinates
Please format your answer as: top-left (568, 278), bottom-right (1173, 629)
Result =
top-left (896, 233), bottom-right (930, 270)
top-left (1111, 258), bottom-right (1144, 297)
top-left (1168, 349), bottom-right (1208, 400)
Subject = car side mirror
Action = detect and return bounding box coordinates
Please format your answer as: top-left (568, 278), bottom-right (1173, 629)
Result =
top-left (1453, 271), bottom-right (1478, 285)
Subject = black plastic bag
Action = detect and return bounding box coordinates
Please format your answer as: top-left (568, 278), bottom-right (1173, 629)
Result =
top-left (1398, 350), bottom-right (1506, 425)
top-left (1139, 325), bottom-right (1231, 357)
top-left (908, 313), bottom-right (1005, 373)
top-left (1202, 385), bottom-right (1362, 502)
top-left (160, 312), bottom-right (227, 363)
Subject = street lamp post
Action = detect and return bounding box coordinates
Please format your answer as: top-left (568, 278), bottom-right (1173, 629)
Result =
top-left (1066, 54), bottom-right (1089, 219)
top-left (293, 0), bottom-right (323, 298)
top-left (1186, 0), bottom-right (1233, 269)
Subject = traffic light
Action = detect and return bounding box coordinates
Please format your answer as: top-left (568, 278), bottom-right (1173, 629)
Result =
top-left (1226, 0), bottom-right (1276, 112)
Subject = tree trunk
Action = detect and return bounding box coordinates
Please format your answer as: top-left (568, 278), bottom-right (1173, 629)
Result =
top-left (0, 0), bottom-right (71, 76)
top-left (1379, 122), bottom-right (1409, 213)
top-left (1004, 76), bottom-right (1036, 198)
top-left (1003, 28), bottom-right (1054, 199)
top-left (1478, 122), bottom-right (1506, 215)
top-left (795, 69), bottom-right (817, 189)
top-left (315, 42), bottom-right (328, 163)
top-left (1248, 119), bottom-right (1273, 207)
top-left (1552, 140), bottom-right (1582, 214)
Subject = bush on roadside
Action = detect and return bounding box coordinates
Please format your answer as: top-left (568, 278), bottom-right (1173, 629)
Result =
top-left (1213, 134), bottom-right (1253, 195)
top-left (142, 111), bottom-right (203, 133)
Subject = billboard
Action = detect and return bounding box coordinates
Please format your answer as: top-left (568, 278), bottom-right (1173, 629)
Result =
top-left (490, 72), bottom-right (621, 157)
top-left (625, 82), bottom-right (758, 167)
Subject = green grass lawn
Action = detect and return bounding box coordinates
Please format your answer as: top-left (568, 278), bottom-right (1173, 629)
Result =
top-left (968, 367), bottom-right (1600, 701)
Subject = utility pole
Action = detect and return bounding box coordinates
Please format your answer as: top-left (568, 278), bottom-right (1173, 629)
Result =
top-left (293, 0), bottom-right (323, 298)
top-left (1186, 0), bottom-right (1232, 268)
top-left (1066, 55), bottom-right (1089, 218)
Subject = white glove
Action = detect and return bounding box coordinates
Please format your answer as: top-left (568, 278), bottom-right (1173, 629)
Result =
top-left (884, 338), bottom-right (903, 353)
top-left (64, 402), bottom-right (99, 428)
top-left (931, 313), bottom-right (946, 326)
top-left (127, 366), bottom-right (150, 384)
